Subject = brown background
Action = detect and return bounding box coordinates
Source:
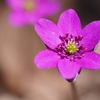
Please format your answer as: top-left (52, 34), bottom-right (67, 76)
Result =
top-left (0, 0), bottom-right (100, 100)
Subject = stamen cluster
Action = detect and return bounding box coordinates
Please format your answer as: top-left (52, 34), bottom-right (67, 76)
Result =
top-left (54, 34), bottom-right (86, 61)
top-left (24, 1), bottom-right (35, 11)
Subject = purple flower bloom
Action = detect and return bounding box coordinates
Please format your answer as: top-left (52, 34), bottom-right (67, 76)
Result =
top-left (34, 9), bottom-right (100, 81)
top-left (6, 0), bottom-right (60, 26)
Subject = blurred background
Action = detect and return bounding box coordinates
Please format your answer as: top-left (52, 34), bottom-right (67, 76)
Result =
top-left (0, 0), bottom-right (100, 100)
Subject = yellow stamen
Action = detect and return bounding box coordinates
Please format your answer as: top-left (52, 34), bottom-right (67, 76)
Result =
top-left (24, 1), bottom-right (35, 11)
top-left (65, 41), bottom-right (77, 54)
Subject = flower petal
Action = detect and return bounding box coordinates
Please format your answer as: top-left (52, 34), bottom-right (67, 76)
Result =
top-left (58, 58), bottom-right (81, 80)
top-left (80, 21), bottom-right (100, 51)
top-left (34, 18), bottom-right (62, 49)
top-left (80, 52), bottom-right (100, 69)
top-left (24, 11), bottom-right (40, 24)
top-left (34, 50), bottom-right (60, 69)
top-left (6, 0), bottom-right (23, 10)
top-left (8, 11), bottom-right (26, 26)
top-left (39, 1), bottom-right (61, 16)
top-left (57, 9), bottom-right (81, 36)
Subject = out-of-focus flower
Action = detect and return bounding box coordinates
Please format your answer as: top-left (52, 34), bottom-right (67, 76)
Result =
top-left (34, 9), bottom-right (100, 82)
top-left (6, 0), bottom-right (60, 26)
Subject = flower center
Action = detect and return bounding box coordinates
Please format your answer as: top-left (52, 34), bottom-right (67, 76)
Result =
top-left (54, 34), bottom-right (86, 61)
top-left (65, 41), bottom-right (77, 54)
top-left (24, 1), bottom-right (35, 11)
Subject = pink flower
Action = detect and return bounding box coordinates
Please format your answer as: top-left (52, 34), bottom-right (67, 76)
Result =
top-left (34, 9), bottom-right (100, 82)
top-left (6, 0), bottom-right (60, 26)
